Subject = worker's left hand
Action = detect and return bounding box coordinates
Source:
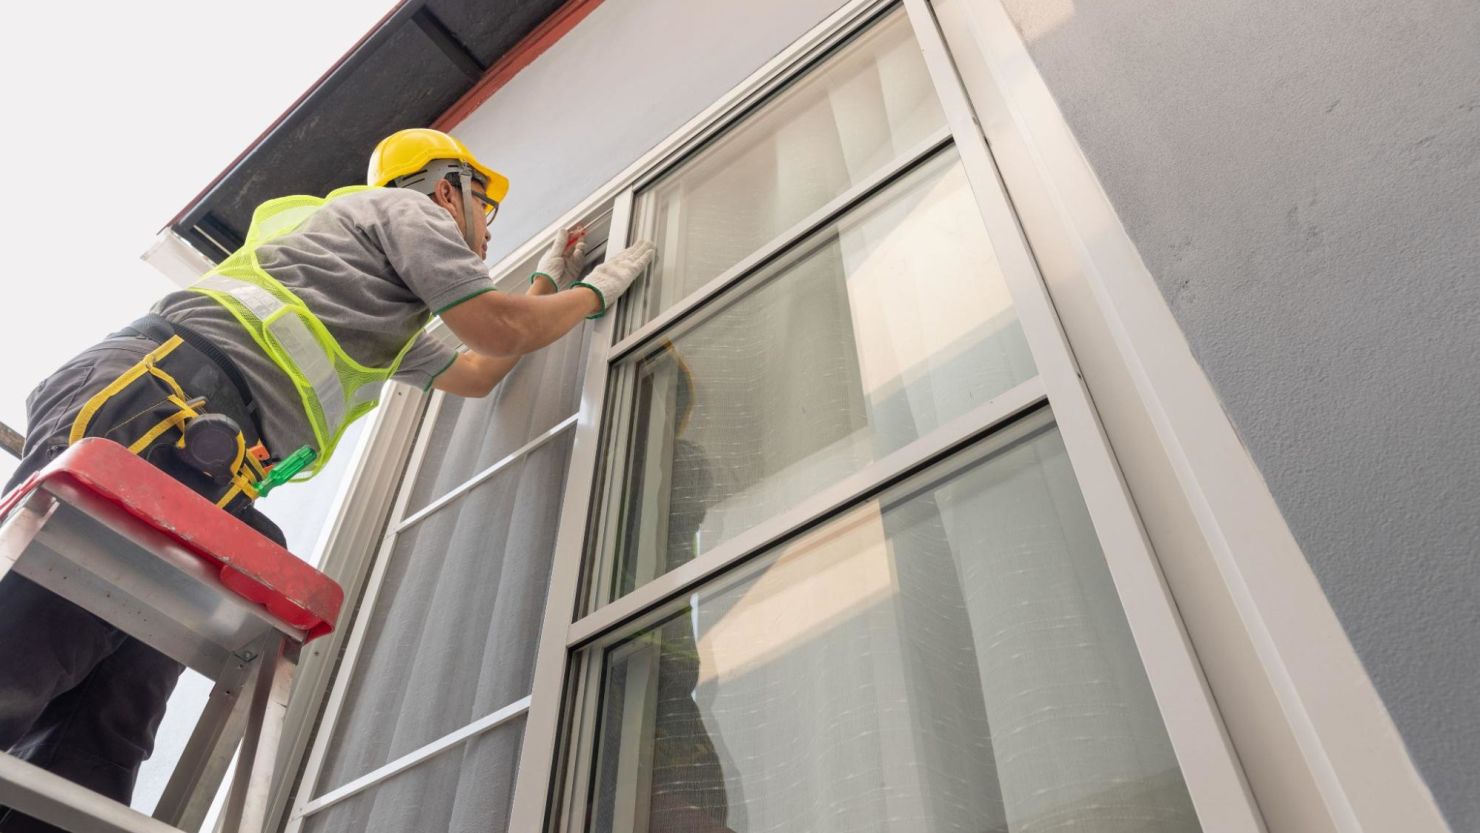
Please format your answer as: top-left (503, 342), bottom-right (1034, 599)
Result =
top-left (575, 240), bottom-right (656, 318)
top-left (532, 226), bottom-right (588, 291)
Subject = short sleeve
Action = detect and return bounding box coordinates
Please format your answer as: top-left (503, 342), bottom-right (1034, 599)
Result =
top-left (365, 190), bottom-right (497, 315)
top-left (392, 332), bottom-right (459, 391)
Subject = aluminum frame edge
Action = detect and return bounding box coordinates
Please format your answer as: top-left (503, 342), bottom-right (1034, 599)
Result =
top-left (508, 190), bottom-right (637, 833)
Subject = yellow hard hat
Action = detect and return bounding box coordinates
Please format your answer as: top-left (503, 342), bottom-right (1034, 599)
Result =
top-left (367, 128), bottom-right (510, 203)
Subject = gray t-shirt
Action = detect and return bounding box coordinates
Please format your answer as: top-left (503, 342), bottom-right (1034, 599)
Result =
top-left (153, 188), bottom-right (493, 456)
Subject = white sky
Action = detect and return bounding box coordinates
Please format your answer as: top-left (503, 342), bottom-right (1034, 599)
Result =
top-left (0, 1), bottom-right (398, 486)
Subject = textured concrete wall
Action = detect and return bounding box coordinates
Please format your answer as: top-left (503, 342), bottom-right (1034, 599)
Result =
top-left (453, 0), bottom-right (851, 266)
top-left (998, 0), bottom-right (1480, 827)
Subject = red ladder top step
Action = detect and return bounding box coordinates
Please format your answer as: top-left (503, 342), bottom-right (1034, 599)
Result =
top-left (0, 438), bottom-right (341, 641)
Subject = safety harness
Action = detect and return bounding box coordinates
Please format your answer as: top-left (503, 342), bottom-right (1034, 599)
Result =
top-left (69, 315), bottom-right (270, 511)
top-left (189, 186), bottom-right (424, 479)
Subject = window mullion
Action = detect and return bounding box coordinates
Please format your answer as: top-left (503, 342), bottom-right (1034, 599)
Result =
top-left (567, 377), bottom-right (1048, 649)
top-left (555, 652), bottom-right (604, 833)
top-left (395, 413), bottom-right (578, 533)
top-left (901, 0), bottom-right (1263, 827)
top-left (508, 189), bottom-right (638, 833)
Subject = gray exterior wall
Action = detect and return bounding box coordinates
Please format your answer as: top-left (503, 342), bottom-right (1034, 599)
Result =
top-left (998, 1), bottom-right (1480, 827)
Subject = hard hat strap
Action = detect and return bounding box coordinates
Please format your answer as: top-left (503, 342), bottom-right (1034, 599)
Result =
top-left (456, 161), bottom-right (480, 252)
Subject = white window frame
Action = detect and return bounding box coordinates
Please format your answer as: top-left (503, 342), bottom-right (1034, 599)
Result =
top-left (511, 2), bottom-right (1263, 831)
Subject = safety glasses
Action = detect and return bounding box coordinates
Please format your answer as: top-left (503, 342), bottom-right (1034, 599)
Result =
top-left (470, 190), bottom-right (500, 225)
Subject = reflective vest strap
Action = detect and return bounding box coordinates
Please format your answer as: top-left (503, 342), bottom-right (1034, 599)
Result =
top-left (266, 312), bottom-right (347, 448)
top-left (194, 274), bottom-right (353, 450)
top-left (349, 380), bottom-right (383, 411)
top-left (198, 275), bottom-right (278, 319)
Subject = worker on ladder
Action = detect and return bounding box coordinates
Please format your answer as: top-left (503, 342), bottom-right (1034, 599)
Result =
top-left (0, 128), bottom-right (655, 832)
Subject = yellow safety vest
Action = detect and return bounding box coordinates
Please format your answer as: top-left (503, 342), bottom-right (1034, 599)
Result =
top-left (190, 185), bottom-right (424, 479)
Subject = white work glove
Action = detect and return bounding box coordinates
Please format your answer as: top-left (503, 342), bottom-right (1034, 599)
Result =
top-left (573, 240), bottom-right (656, 319)
top-left (531, 226), bottom-right (588, 291)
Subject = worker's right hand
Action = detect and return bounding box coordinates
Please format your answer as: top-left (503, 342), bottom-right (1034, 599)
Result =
top-left (573, 240), bottom-right (656, 319)
top-left (532, 226), bottom-right (589, 291)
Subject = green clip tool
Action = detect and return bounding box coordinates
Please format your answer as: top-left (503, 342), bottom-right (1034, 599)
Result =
top-left (256, 445), bottom-right (317, 498)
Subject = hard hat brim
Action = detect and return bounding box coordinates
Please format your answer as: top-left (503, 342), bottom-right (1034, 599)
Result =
top-left (368, 129), bottom-right (510, 203)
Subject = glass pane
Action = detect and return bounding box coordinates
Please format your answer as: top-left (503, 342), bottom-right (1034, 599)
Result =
top-left (318, 434), bottom-right (571, 791)
top-left (596, 149), bottom-right (1035, 603)
top-left (580, 422), bottom-right (1200, 833)
top-left (304, 717), bottom-right (524, 833)
top-left (627, 8), bottom-right (946, 328)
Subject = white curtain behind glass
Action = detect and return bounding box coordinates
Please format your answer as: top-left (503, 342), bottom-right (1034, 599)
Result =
top-left (642, 10), bottom-right (946, 320)
top-left (931, 429), bottom-right (1197, 832)
top-left (317, 434), bottom-right (572, 793)
top-left (304, 719), bottom-right (524, 833)
top-left (617, 428), bottom-right (1200, 833)
top-left (629, 154), bottom-right (1035, 583)
top-left (302, 321), bottom-right (590, 832)
top-left (408, 322), bottom-right (589, 509)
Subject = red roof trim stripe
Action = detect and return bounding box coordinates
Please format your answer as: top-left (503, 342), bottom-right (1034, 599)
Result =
top-left (433, 0), bottom-right (606, 130)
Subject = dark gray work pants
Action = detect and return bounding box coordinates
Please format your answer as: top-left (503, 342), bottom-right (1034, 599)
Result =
top-left (0, 335), bottom-right (278, 832)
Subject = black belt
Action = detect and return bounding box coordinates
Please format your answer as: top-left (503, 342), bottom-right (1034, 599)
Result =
top-left (116, 313), bottom-right (264, 442)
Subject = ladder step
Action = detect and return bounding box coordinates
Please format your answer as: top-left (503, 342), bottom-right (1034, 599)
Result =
top-left (0, 751), bottom-right (186, 833)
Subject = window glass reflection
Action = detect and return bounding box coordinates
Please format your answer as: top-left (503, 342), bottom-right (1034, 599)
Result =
top-left (629, 9), bottom-right (947, 329)
top-left (602, 151), bottom-right (1036, 602)
top-left (585, 421), bottom-right (1201, 833)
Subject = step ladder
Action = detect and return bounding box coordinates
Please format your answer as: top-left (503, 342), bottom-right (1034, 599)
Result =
top-left (0, 439), bottom-right (343, 833)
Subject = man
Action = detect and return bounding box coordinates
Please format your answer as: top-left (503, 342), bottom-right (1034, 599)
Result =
top-left (0, 128), bottom-right (654, 831)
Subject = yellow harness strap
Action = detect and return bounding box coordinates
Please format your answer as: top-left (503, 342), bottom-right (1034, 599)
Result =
top-left (215, 470), bottom-right (261, 509)
top-left (70, 337), bottom-right (185, 445)
top-left (69, 334), bottom-right (265, 508)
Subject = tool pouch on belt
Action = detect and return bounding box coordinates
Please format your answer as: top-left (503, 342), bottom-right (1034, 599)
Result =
top-left (67, 329), bottom-right (270, 522)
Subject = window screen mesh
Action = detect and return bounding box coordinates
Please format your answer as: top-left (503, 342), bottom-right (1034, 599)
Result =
top-left (408, 321), bottom-right (589, 511)
top-left (629, 8), bottom-right (946, 328)
top-left (318, 432), bottom-right (572, 791)
top-left (303, 717), bottom-right (525, 833)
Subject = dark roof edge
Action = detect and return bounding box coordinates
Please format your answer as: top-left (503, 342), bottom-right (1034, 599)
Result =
top-left (163, 0), bottom-right (420, 234)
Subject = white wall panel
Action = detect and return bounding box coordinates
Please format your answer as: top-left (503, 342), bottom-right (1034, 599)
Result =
top-left (453, 0), bottom-right (852, 264)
